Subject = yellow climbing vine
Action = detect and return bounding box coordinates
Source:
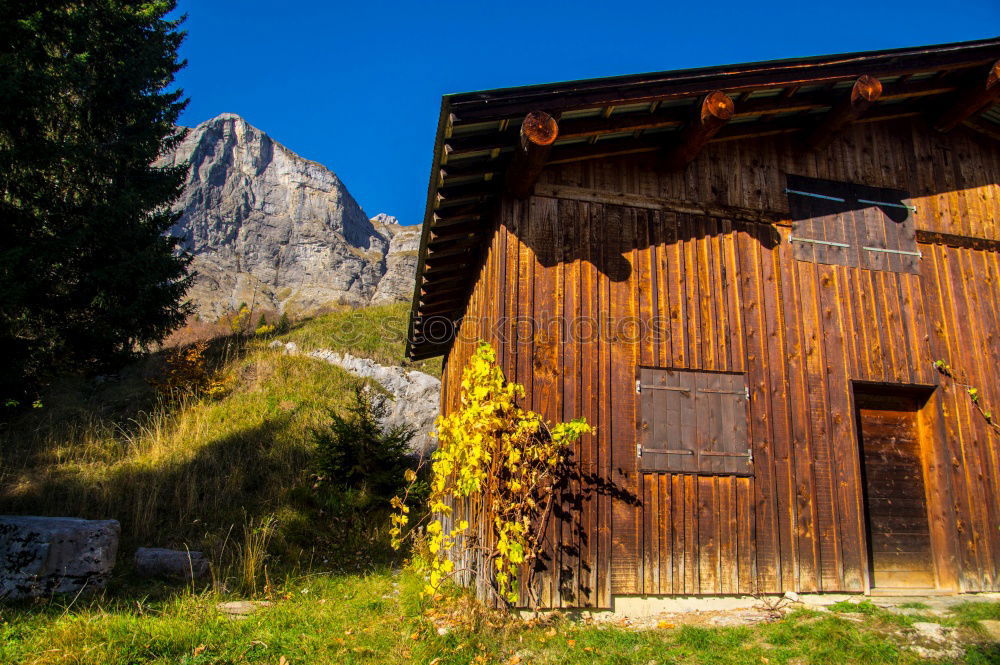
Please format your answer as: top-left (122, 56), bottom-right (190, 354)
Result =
top-left (391, 341), bottom-right (591, 606)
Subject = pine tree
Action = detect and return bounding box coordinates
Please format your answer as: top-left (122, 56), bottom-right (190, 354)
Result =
top-left (0, 1), bottom-right (191, 397)
top-left (277, 312), bottom-right (291, 334)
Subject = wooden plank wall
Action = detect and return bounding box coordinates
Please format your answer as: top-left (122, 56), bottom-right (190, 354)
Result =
top-left (440, 117), bottom-right (1000, 606)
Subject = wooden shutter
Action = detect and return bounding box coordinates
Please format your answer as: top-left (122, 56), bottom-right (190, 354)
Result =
top-left (786, 175), bottom-right (856, 267)
top-left (637, 368), bottom-right (751, 476)
top-left (786, 174), bottom-right (919, 274)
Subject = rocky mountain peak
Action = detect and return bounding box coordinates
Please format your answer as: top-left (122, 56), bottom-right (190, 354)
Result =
top-left (159, 114), bottom-right (420, 318)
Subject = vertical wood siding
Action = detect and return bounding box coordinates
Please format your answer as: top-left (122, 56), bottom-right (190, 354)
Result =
top-left (439, 118), bottom-right (1000, 605)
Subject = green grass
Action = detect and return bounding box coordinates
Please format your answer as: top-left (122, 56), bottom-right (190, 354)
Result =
top-left (950, 601), bottom-right (1000, 627)
top-left (2, 569), bottom-right (995, 665)
top-left (278, 302), bottom-right (441, 377)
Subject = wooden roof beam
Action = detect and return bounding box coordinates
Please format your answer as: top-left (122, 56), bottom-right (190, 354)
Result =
top-left (435, 181), bottom-right (497, 209)
top-left (442, 77), bottom-right (958, 160)
top-left (421, 274), bottom-right (470, 292)
top-left (805, 75), bottom-right (883, 150)
top-left (423, 259), bottom-right (474, 276)
top-left (424, 239), bottom-right (483, 262)
top-left (661, 91), bottom-right (734, 170)
top-left (934, 60), bottom-right (1000, 132)
top-left (430, 224), bottom-right (487, 242)
top-left (415, 299), bottom-right (467, 316)
top-left (431, 208), bottom-right (483, 226)
top-left (504, 111), bottom-right (559, 199)
top-left (420, 284), bottom-right (472, 303)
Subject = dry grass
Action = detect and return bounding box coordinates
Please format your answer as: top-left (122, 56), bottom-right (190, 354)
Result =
top-left (0, 304), bottom-right (430, 585)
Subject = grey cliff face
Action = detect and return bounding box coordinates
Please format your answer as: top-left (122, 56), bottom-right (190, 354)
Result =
top-left (371, 214), bottom-right (422, 306)
top-left (160, 114), bottom-right (420, 318)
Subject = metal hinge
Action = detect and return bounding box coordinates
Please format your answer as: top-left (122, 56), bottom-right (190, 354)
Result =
top-left (748, 447), bottom-right (754, 465)
top-left (862, 245), bottom-right (922, 257)
top-left (785, 188), bottom-right (846, 202)
top-left (636, 379), bottom-right (641, 394)
top-left (745, 385), bottom-right (750, 401)
top-left (857, 198), bottom-right (917, 212)
top-left (636, 443), bottom-right (643, 458)
top-left (789, 234), bottom-right (851, 248)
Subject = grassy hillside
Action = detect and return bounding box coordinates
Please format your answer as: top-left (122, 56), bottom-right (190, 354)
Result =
top-left (0, 303), bottom-right (436, 583)
top-left (280, 302), bottom-right (440, 376)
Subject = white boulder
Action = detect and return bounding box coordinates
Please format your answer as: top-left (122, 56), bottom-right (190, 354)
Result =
top-left (0, 516), bottom-right (119, 600)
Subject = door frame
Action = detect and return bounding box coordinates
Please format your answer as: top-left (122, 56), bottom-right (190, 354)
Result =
top-left (849, 381), bottom-right (960, 594)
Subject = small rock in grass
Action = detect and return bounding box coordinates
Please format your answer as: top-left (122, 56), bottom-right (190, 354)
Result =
top-left (911, 622), bottom-right (950, 643)
top-left (907, 645), bottom-right (963, 660)
top-left (783, 591), bottom-right (800, 603)
top-left (135, 547), bottom-right (208, 581)
top-left (217, 600), bottom-right (272, 617)
top-left (437, 626), bottom-right (450, 636)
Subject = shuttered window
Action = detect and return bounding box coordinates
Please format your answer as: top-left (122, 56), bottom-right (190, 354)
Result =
top-left (786, 174), bottom-right (920, 274)
top-left (637, 368), bottom-right (752, 476)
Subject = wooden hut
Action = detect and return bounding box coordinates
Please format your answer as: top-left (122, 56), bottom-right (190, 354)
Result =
top-left (407, 38), bottom-right (1000, 606)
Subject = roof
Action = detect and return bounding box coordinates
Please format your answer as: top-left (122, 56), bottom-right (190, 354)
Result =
top-left (407, 37), bottom-right (1000, 360)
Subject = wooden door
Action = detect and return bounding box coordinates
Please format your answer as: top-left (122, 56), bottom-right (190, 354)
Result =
top-left (855, 392), bottom-right (936, 590)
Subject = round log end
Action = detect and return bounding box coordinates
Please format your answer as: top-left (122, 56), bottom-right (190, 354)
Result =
top-left (521, 111), bottom-right (559, 146)
top-left (989, 60), bottom-right (1000, 87)
top-left (853, 75), bottom-right (883, 103)
top-left (702, 91), bottom-right (735, 122)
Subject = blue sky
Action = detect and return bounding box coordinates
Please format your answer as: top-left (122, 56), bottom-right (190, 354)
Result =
top-left (172, 1), bottom-right (999, 227)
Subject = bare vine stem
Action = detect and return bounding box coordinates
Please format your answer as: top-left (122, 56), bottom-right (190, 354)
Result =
top-left (934, 360), bottom-right (1000, 435)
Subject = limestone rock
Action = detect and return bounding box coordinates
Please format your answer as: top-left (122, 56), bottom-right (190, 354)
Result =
top-left (158, 114), bottom-right (421, 319)
top-left (134, 547), bottom-right (209, 581)
top-left (301, 346), bottom-right (440, 455)
top-left (0, 516), bottom-right (119, 599)
top-left (217, 600), bottom-right (272, 617)
top-left (911, 621), bottom-right (950, 643)
top-left (371, 215), bottom-right (422, 305)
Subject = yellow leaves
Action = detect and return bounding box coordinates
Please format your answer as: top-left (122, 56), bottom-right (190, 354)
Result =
top-left (416, 340), bottom-right (590, 605)
top-left (404, 468), bottom-right (417, 483)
